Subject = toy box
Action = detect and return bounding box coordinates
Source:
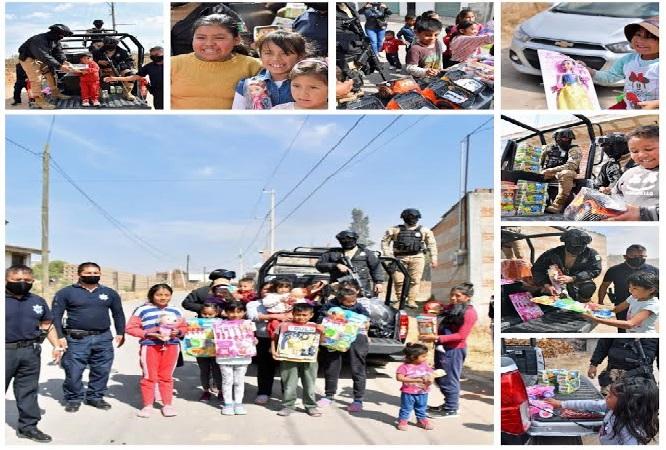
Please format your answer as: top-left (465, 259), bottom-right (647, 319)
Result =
top-left (509, 292), bottom-right (544, 321)
top-left (213, 320), bottom-right (257, 361)
top-left (416, 314), bottom-right (438, 336)
top-left (517, 180), bottom-right (547, 193)
top-left (275, 323), bottom-right (320, 362)
top-left (563, 187), bottom-right (627, 221)
top-left (321, 307), bottom-right (368, 352)
top-left (184, 318), bottom-right (220, 358)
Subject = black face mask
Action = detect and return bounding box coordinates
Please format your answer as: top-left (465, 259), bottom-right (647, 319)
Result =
top-left (150, 55), bottom-right (163, 63)
top-left (338, 239), bottom-right (357, 250)
top-left (626, 257), bottom-right (646, 268)
top-left (557, 139), bottom-right (572, 150)
top-left (104, 45), bottom-right (116, 51)
top-left (79, 275), bottom-right (101, 285)
top-left (6, 281), bottom-right (33, 296)
top-left (564, 244), bottom-right (585, 256)
top-left (404, 216), bottom-right (419, 226)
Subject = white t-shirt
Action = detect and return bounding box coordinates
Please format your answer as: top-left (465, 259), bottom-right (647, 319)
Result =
top-left (625, 295), bottom-right (659, 333)
top-left (272, 102), bottom-right (296, 110)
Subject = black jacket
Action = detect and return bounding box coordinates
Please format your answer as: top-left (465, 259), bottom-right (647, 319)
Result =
top-left (590, 338), bottom-right (658, 370)
top-left (18, 32), bottom-right (67, 70)
top-left (316, 245), bottom-right (385, 287)
top-left (358, 4), bottom-right (392, 30)
top-left (93, 46), bottom-right (134, 71)
top-left (181, 285), bottom-right (212, 317)
top-left (316, 298), bottom-right (370, 323)
top-left (532, 245), bottom-right (602, 286)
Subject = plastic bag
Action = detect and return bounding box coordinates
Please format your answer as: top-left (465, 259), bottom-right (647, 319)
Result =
top-left (563, 187), bottom-right (627, 221)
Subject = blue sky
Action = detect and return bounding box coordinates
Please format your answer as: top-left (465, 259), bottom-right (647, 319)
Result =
top-left (587, 226), bottom-right (659, 257)
top-left (5, 115), bottom-right (493, 275)
top-left (5, 2), bottom-right (164, 56)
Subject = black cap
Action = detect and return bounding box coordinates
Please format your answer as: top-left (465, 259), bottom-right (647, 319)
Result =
top-left (560, 228), bottom-right (592, 246)
top-left (400, 208), bottom-right (421, 219)
top-left (209, 269), bottom-right (236, 281)
top-left (93, 19), bottom-right (104, 26)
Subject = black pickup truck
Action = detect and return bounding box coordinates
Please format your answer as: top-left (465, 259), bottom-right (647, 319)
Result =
top-left (501, 228), bottom-right (597, 333)
top-left (501, 339), bottom-right (604, 444)
top-left (257, 247), bottom-right (411, 359)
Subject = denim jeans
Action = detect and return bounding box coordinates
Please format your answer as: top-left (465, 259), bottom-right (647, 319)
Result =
top-left (398, 392), bottom-right (428, 420)
top-left (62, 330), bottom-right (114, 402)
top-left (365, 28), bottom-right (386, 55)
top-left (435, 347), bottom-right (467, 411)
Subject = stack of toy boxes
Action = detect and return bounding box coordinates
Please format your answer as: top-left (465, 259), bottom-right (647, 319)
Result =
top-left (501, 182), bottom-right (517, 216)
top-left (513, 144), bottom-right (542, 173)
top-left (516, 180), bottom-right (548, 216)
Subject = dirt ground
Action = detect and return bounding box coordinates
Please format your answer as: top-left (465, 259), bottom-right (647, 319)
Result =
top-left (500, 3), bottom-right (617, 109)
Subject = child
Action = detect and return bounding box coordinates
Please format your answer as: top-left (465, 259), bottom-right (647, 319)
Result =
top-left (233, 30), bottom-right (310, 109)
top-left (586, 272), bottom-right (658, 333)
top-left (272, 59), bottom-right (328, 110)
top-left (447, 21), bottom-right (494, 65)
top-left (217, 301), bottom-right (255, 415)
top-left (406, 18), bottom-right (445, 78)
top-left (380, 31), bottom-right (405, 69)
top-left (610, 125), bottom-right (659, 221)
top-left (171, 14), bottom-right (262, 109)
top-left (420, 282), bottom-right (478, 418)
top-left (271, 302), bottom-right (322, 417)
top-left (317, 287), bottom-right (371, 413)
top-left (585, 18), bottom-right (659, 110)
top-left (234, 277), bottom-right (258, 303)
top-left (205, 278), bottom-right (235, 309)
top-left (126, 284), bottom-right (187, 417)
top-left (396, 343), bottom-right (435, 431)
top-left (545, 377), bottom-right (658, 444)
top-left (397, 15), bottom-right (416, 47)
top-left (77, 53), bottom-right (100, 107)
top-left (195, 303), bottom-right (223, 401)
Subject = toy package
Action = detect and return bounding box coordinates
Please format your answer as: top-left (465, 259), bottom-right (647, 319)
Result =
top-left (275, 322), bottom-right (320, 362)
top-left (514, 144), bottom-right (543, 166)
top-left (321, 307), bottom-right (368, 352)
top-left (243, 78), bottom-right (272, 110)
top-left (547, 265), bottom-right (568, 296)
top-left (517, 193), bottom-right (547, 204)
top-left (527, 385), bottom-right (556, 418)
top-left (529, 400), bottom-right (554, 418)
top-left (184, 318), bottom-right (221, 357)
top-left (515, 179), bottom-right (548, 216)
top-left (538, 49), bottom-right (600, 111)
top-left (526, 385), bottom-right (555, 400)
top-left (416, 314), bottom-right (438, 336)
top-left (539, 369), bottom-right (581, 394)
top-left (509, 292), bottom-right (544, 321)
top-left (563, 187), bottom-right (627, 221)
top-left (500, 259), bottom-right (532, 280)
top-left (517, 180), bottom-right (547, 193)
top-left (516, 204), bottom-right (546, 216)
top-left (158, 313), bottom-right (181, 341)
top-left (213, 320), bottom-right (257, 361)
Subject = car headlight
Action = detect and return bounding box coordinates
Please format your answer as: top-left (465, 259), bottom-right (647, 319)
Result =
top-left (514, 24), bottom-right (531, 43)
top-left (606, 41), bottom-right (632, 53)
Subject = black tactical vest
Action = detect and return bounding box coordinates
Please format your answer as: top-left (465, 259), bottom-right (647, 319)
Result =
top-left (393, 225), bottom-right (425, 256)
top-left (542, 145), bottom-right (569, 169)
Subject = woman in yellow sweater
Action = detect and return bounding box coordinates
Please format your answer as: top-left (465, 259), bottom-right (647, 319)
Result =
top-left (171, 14), bottom-right (262, 109)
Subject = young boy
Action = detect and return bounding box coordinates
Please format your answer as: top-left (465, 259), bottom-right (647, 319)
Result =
top-left (610, 125), bottom-right (659, 221)
top-left (77, 53), bottom-right (100, 107)
top-left (234, 277), bottom-right (258, 303)
top-left (405, 18), bottom-right (445, 78)
top-left (397, 15), bottom-right (416, 47)
top-left (272, 302), bottom-right (322, 417)
top-left (316, 287), bottom-right (371, 413)
top-left (381, 30), bottom-right (406, 69)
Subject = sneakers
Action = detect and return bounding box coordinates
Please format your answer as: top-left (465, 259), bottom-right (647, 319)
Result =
top-left (254, 394), bottom-right (269, 405)
top-left (396, 419), bottom-right (409, 431)
top-left (17, 428), bottom-right (52, 443)
top-left (407, 302), bottom-right (418, 309)
top-left (428, 405), bottom-right (459, 418)
top-left (234, 404), bottom-right (247, 415)
top-left (92, 100), bottom-right (101, 106)
top-left (417, 418), bottom-right (434, 430)
top-left (199, 391), bottom-right (211, 402)
top-left (64, 402), bottom-right (80, 413)
top-left (85, 399), bottom-right (112, 410)
top-left (347, 401), bottom-right (363, 413)
top-left (317, 397), bottom-right (332, 408)
top-left (306, 407), bottom-right (322, 417)
top-left (81, 100), bottom-right (90, 107)
top-left (277, 407), bottom-right (293, 417)
top-left (137, 406), bottom-right (152, 418)
top-left (11, 100), bottom-right (21, 106)
top-left (221, 404), bottom-right (235, 416)
top-left (161, 405), bottom-right (177, 417)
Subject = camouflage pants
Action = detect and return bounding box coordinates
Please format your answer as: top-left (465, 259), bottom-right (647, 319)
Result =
top-left (392, 254), bottom-right (426, 306)
top-left (19, 58), bottom-right (57, 97)
top-left (544, 169), bottom-right (576, 204)
top-left (501, 242), bottom-right (524, 259)
top-left (599, 368), bottom-right (626, 396)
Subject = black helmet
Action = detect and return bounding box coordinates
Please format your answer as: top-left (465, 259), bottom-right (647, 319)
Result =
top-left (335, 230), bottom-right (359, 241)
top-left (553, 128), bottom-right (575, 149)
top-left (400, 208), bottom-right (422, 220)
top-left (93, 19), bottom-right (104, 27)
top-left (103, 36), bottom-right (119, 46)
top-left (560, 228), bottom-right (592, 246)
top-left (48, 24), bottom-right (73, 37)
top-left (598, 133), bottom-right (629, 160)
top-left (208, 268), bottom-right (236, 281)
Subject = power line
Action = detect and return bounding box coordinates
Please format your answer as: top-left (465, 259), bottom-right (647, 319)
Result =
top-left (466, 117), bottom-right (493, 138)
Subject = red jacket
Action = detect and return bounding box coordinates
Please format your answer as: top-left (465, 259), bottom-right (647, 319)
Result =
top-left (437, 306), bottom-right (478, 349)
top-left (80, 61), bottom-right (100, 83)
top-left (381, 37), bottom-right (405, 54)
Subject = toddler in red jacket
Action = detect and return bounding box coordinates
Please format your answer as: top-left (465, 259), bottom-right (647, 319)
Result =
top-left (78, 53), bottom-right (100, 107)
top-left (381, 31), bottom-right (406, 69)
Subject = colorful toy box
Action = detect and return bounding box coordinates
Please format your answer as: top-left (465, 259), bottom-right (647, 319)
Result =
top-left (213, 320), bottom-right (257, 361)
top-left (563, 187), bottom-right (627, 221)
top-left (184, 318), bottom-right (220, 358)
top-left (275, 323), bottom-right (320, 362)
top-left (416, 314), bottom-right (438, 336)
top-left (321, 307), bottom-right (368, 352)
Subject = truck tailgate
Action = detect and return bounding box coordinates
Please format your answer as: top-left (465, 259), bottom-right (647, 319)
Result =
top-left (368, 337), bottom-right (404, 355)
top-left (502, 309), bottom-right (595, 333)
top-left (49, 95), bottom-right (151, 110)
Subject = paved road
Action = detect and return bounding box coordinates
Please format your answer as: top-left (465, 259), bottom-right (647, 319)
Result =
top-left (6, 293), bottom-right (493, 445)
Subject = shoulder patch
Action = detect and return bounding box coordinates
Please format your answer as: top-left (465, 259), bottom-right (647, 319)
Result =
top-left (595, 255), bottom-right (601, 261)
top-left (32, 304), bottom-right (44, 315)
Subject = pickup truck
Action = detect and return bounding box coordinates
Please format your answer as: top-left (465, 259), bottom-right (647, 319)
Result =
top-left (501, 339), bottom-right (604, 444)
top-left (257, 247), bottom-right (411, 359)
top-left (501, 227), bottom-right (596, 333)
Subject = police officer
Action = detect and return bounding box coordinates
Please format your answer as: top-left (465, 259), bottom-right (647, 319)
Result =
top-left (501, 226), bottom-right (524, 259)
top-left (104, 46), bottom-right (164, 109)
top-left (593, 133), bottom-right (634, 191)
top-left (87, 19), bottom-right (107, 34)
top-left (93, 37), bottom-right (136, 100)
top-left (588, 338), bottom-right (657, 395)
top-left (598, 244), bottom-right (658, 332)
top-left (382, 209), bottom-right (438, 308)
top-left (315, 231), bottom-right (385, 297)
top-left (293, 3), bottom-right (328, 57)
top-left (182, 268), bottom-right (236, 316)
top-left (51, 262), bottom-right (126, 412)
top-left (17, 24), bottom-right (76, 109)
top-left (540, 128), bottom-right (582, 214)
top-left (6, 265), bottom-right (62, 442)
top-left (531, 228), bottom-right (602, 303)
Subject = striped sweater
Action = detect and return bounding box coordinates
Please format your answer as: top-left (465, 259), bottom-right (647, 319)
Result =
top-left (126, 303), bottom-right (188, 346)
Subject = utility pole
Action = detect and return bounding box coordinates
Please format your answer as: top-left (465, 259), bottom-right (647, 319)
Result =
top-left (238, 248), bottom-right (244, 278)
top-left (203, 266), bottom-right (206, 283)
top-left (263, 189), bottom-right (276, 255)
top-left (41, 141), bottom-right (50, 297)
top-left (186, 254), bottom-right (190, 283)
top-left (108, 2), bottom-right (117, 30)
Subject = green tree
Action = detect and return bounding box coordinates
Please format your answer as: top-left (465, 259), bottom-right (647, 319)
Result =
top-left (33, 260), bottom-right (66, 281)
top-left (349, 208), bottom-right (374, 248)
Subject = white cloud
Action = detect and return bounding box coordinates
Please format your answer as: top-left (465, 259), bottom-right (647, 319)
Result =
top-left (53, 3), bottom-right (74, 13)
top-left (6, 13), bottom-right (16, 20)
top-left (26, 12), bottom-right (51, 19)
top-left (196, 166), bottom-right (216, 177)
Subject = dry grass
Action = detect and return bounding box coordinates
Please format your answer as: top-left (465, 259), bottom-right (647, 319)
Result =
top-left (501, 2), bottom-right (551, 47)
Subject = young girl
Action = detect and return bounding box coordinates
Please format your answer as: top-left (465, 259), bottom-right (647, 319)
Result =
top-left (395, 343), bottom-right (435, 431)
top-left (233, 30), bottom-right (310, 109)
top-left (171, 14), bottom-right (262, 109)
top-left (587, 271), bottom-right (658, 332)
top-left (272, 59), bottom-right (328, 110)
top-left (447, 21), bottom-right (494, 65)
top-left (218, 301), bottom-right (255, 415)
top-left (420, 282), bottom-right (478, 418)
top-left (545, 377), bottom-right (658, 444)
top-left (585, 18), bottom-right (658, 110)
top-left (195, 303), bottom-right (223, 401)
top-left (126, 284), bottom-right (187, 418)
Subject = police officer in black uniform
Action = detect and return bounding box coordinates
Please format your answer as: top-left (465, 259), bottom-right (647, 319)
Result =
top-left (87, 19), bottom-right (107, 34)
top-left (316, 231), bottom-right (385, 297)
top-left (93, 37), bottom-right (136, 100)
top-left (593, 133), bottom-right (634, 190)
top-left (531, 228), bottom-right (602, 302)
top-left (6, 265), bottom-right (62, 443)
top-left (182, 268), bottom-right (236, 316)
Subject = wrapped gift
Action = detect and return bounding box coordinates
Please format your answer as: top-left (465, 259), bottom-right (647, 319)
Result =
top-left (184, 318), bottom-right (220, 358)
top-left (213, 320), bottom-right (257, 361)
top-left (321, 307), bottom-right (368, 352)
top-left (275, 323), bottom-right (320, 362)
top-left (563, 187), bottom-right (627, 221)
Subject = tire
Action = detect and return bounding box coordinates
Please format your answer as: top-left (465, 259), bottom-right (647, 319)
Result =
top-left (528, 435), bottom-right (583, 445)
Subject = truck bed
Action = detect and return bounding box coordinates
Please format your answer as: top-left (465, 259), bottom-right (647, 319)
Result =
top-left (502, 214), bottom-right (565, 221)
top-left (41, 94), bottom-right (151, 110)
top-left (368, 337), bottom-right (404, 355)
top-left (502, 308), bottom-right (595, 333)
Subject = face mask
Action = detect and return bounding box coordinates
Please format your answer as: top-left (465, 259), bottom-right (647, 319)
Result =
top-left (6, 281), bottom-right (33, 296)
top-left (404, 216), bottom-right (419, 226)
top-left (104, 45), bottom-right (116, 51)
top-left (565, 244), bottom-right (585, 256)
top-left (150, 55), bottom-right (163, 63)
top-left (557, 139), bottom-right (572, 150)
top-left (626, 257), bottom-right (646, 268)
top-left (80, 275), bottom-right (101, 285)
top-left (339, 239), bottom-right (357, 250)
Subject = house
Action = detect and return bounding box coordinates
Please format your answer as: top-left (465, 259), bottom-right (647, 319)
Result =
top-left (5, 245), bottom-right (42, 268)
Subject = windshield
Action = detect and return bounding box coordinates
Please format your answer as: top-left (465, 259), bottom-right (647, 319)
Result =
top-left (551, 2), bottom-right (659, 18)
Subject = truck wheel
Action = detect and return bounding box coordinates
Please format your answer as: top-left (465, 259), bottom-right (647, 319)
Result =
top-left (528, 436), bottom-right (583, 445)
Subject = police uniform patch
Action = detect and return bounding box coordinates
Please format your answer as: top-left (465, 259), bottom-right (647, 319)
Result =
top-left (595, 255), bottom-right (601, 260)
top-left (99, 294), bottom-right (109, 301)
top-left (415, 232), bottom-right (422, 237)
top-left (32, 304), bottom-right (44, 315)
